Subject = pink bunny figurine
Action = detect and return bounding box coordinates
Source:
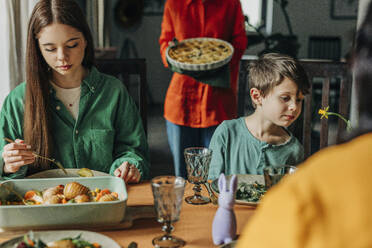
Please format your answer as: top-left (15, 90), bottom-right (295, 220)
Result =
top-left (212, 173), bottom-right (238, 245)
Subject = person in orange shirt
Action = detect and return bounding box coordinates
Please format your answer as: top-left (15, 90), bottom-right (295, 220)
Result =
top-left (159, 0), bottom-right (247, 178)
top-left (236, 3), bottom-right (372, 247)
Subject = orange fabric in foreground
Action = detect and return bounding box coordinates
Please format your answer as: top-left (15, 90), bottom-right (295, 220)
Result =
top-left (237, 133), bottom-right (372, 248)
top-left (159, 0), bottom-right (248, 128)
top-left (0, 182), bottom-right (256, 247)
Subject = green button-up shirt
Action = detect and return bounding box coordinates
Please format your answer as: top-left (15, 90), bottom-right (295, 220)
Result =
top-left (0, 67), bottom-right (150, 180)
top-left (208, 117), bottom-right (304, 180)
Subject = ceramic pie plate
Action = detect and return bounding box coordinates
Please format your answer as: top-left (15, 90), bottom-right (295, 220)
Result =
top-left (27, 168), bottom-right (110, 178)
top-left (0, 230), bottom-right (120, 248)
top-left (166, 37), bottom-right (234, 71)
top-left (211, 174), bottom-right (264, 207)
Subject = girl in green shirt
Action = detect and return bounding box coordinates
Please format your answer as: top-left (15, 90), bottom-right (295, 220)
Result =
top-left (0, 0), bottom-right (149, 182)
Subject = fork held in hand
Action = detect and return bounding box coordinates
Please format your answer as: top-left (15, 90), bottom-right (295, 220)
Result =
top-left (3, 138), bottom-right (67, 175)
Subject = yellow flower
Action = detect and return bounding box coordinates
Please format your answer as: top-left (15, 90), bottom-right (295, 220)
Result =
top-left (318, 106), bottom-right (329, 119)
top-left (318, 106), bottom-right (352, 131)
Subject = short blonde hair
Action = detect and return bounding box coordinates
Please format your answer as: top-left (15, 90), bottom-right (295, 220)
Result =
top-left (249, 53), bottom-right (310, 98)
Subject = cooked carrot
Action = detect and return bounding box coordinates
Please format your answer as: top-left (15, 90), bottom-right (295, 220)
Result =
top-left (24, 191), bottom-right (36, 200)
top-left (61, 198), bottom-right (67, 204)
top-left (96, 189), bottom-right (111, 201)
top-left (27, 239), bottom-right (35, 246)
top-left (100, 189), bottom-right (110, 195)
top-left (92, 242), bottom-right (101, 248)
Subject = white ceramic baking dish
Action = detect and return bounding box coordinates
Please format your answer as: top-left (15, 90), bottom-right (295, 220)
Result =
top-left (0, 176), bottom-right (127, 229)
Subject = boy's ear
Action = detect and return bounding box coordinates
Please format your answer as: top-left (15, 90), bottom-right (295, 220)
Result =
top-left (250, 88), bottom-right (263, 106)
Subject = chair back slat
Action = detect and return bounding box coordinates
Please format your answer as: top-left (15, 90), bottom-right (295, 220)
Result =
top-left (320, 77), bottom-right (330, 149)
top-left (238, 60), bottom-right (250, 117)
top-left (337, 77), bottom-right (351, 143)
top-left (95, 58), bottom-right (148, 135)
top-left (303, 88), bottom-right (313, 159)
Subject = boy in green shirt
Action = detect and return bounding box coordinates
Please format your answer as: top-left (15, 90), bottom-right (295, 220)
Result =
top-left (208, 53), bottom-right (310, 179)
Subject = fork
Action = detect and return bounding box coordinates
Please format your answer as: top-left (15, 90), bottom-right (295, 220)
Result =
top-left (204, 182), bottom-right (218, 205)
top-left (3, 138), bottom-right (67, 175)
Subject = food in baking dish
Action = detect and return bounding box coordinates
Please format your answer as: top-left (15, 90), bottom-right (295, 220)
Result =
top-left (168, 39), bottom-right (233, 65)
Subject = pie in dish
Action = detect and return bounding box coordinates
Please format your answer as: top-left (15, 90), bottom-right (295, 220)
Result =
top-left (168, 38), bottom-right (232, 64)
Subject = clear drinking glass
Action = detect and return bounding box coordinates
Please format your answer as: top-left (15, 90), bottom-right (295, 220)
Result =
top-left (184, 147), bottom-right (212, 205)
top-left (263, 165), bottom-right (297, 189)
top-left (151, 175), bottom-right (186, 248)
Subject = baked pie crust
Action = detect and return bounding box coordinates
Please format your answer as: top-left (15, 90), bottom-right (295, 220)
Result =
top-left (168, 39), bottom-right (232, 64)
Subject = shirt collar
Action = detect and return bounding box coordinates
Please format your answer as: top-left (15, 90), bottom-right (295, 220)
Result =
top-left (82, 66), bottom-right (99, 93)
top-left (187, 0), bottom-right (214, 5)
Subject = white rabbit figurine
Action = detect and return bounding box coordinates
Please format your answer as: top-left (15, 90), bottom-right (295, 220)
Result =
top-left (212, 173), bottom-right (238, 245)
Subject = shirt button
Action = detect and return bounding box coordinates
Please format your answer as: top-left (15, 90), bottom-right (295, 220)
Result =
top-left (56, 106), bottom-right (61, 110)
top-left (75, 130), bottom-right (79, 135)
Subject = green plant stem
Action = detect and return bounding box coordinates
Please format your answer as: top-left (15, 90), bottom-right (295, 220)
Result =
top-left (327, 112), bottom-right (352, 130)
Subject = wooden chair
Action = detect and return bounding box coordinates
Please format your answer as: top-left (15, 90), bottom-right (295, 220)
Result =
top-left (299, 60), bottom-right (352, 158)
top-left (238, 58), bottom-right (352, 159)
top-left (95, 58), bottom-right (148, 135)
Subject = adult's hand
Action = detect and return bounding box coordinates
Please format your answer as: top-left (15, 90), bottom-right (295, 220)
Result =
top-left (114, 161), bottom-right (141, 183)
top-left (2, 139), bottom-right (35, 173)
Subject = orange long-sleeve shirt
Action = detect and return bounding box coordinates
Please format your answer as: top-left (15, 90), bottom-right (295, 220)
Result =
top-left (159, 0), bottom-right (247, 128)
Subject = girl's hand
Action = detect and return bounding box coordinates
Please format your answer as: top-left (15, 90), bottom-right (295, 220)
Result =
top-left (2, 139), bottom-right (35, 173)
top-left (114, 161), bottom-right (141, 183)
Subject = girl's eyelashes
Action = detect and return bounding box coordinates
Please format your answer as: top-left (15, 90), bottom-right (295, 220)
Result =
top-left (67, 42), bottom-right (78, 48)
top-left (43, 42), bottom-right (78, 52)
top-left (45, 48), bottom-right (56, 52)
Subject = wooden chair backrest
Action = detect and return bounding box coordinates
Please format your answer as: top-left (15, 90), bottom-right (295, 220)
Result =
top-left (96, 58), bottom-right (148, 135)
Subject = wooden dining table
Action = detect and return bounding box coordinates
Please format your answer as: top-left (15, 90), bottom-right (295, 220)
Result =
top-left (0, 181), bottom-right (257, 247)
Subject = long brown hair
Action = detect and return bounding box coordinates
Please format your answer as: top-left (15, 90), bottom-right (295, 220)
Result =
top-left (24, 0), bottom-right (94, 171)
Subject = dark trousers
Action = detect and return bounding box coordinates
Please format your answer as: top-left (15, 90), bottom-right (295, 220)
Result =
top-left (166, 120), bottom-right (217, 178)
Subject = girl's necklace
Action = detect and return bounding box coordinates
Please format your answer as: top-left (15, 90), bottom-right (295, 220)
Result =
top-left (68, 93), bottom-right (80, 107)
top-left (50, 80), bottom-right (81, 108)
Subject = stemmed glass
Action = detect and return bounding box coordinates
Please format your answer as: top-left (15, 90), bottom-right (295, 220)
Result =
top-left (263, 165), bottom-right (298, 189)
top-left (184, 147), bottom-right (212, 205)
top-left (151, 175), bottom-right (186, 248)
